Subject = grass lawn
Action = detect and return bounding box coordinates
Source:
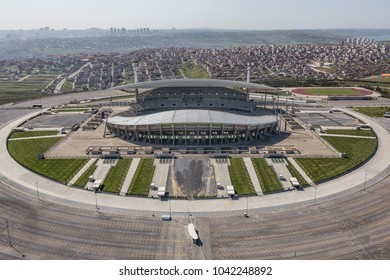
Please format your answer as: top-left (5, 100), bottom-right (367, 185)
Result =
top-left (251, 158), bottom-right (283, 193)
top-left (286, 162), bottom-right (309, 187)
top-left (128, 158), bottom-right (155, 196)
top-left (228, 158), bottom-right (255, 195)
top-left (7, 137), bottom-right (88, 183)
top-left (353, 107), bottom-right (390, 118)
top-left (296, 136), bottom-right (377, 183)
top-left (73, 163), bottom-right (97, 188)
top-left (180, 61), bottom-right (209, 79)
top-left (60, 80), bottom-right (74, 92)
top-left (9, 130), bottom-right (59, 139)
top-left (102, 158), bottom-right (132, 193)
top-left (325, 129), bottom-right (375, 137)
top-left (303, 88), bottom-right (362, 96)
top-left (0, 74), bottom-right (57, 104)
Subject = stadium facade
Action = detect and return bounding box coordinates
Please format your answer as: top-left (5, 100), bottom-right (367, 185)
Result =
top-left (108, 79), bottom-right (278, 146)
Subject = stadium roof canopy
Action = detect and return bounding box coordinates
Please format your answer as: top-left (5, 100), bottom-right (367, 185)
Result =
top-left (112, 79), bottom-right (275, 90)
top-left (108, 109), bottom-right (277, 126)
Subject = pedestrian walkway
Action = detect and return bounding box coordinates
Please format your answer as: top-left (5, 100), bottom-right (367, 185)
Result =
top-left (148, 159), bottom-right (171, 198)
top-left (67, 158), bottom-right (97, 186)
top-left (119, 158), bottom-right (140, 196)
top-left (213, 159), bottom-right (232, 198)
top-left (8, 134), bottom-right (64, 141)
top-left (243, 157), bottom-right (263, 196)
top-left (318, 133), bottom-right (376, 139)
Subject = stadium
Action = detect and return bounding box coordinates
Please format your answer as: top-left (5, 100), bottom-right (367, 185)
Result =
top-left (108, 79), bottom-right (279, 146)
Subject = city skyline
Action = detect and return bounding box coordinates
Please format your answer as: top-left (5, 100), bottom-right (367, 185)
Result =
top-left (1, 0), bottom-right (390, 30)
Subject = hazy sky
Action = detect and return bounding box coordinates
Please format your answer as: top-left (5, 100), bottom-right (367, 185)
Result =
top-left (1, 0), bottom-right (389, 30)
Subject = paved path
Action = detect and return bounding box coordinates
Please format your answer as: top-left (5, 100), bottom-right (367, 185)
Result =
top-left (84, 159), bottom-right (114, 190)
top-left (148, 159), bottom-right (171, 198)
top-left (119, 158), bottom-right (140, 196)
top-left (213, 159), bottom-right (232, 198)
top-left (68, 158), bottom-right (97, 186)
top-left (243, 157), bottom-right (263, 196)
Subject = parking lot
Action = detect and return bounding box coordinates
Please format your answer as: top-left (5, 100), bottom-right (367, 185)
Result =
top-left (295, 111), bottom-right (359, 128)
top-left (23, 113), bottom-right (90, 129)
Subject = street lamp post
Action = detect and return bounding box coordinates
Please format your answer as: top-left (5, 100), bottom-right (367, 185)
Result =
top-left (313, 187), bottom-right (317, 206)
top-left (244, 196), bottom-right (249, 218)
top-left (364, 173), bottom-right (367, 191)
top-left (36, 182), bottom-right (40, 200)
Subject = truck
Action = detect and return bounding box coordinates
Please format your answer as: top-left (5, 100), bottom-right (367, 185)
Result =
top-left (290, 177), bottom-right (300, 188)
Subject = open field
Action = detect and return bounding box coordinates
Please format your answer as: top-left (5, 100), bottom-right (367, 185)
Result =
top-left (128, 158), bottom-right (155, 196)
top-left (9, 130), bottom-right (59, 139)
top-left (353, 107), bottom-right (390, 118)
top-left (325, 129), bottom-right (376, 137)
top-left (296, 136), bottom-right (377, 183)
top-left (180, 61), bottom-right (209, 79)
top-left (102, 159), bottom-right (132, 193)
top-left (251, 158), bottom-right (283, 193)
top-left (0, 74), bottom-right (57, 104)
top-left (73, 164), bottom-right (97, 188)
top-left (228, 158), bottom-right (255, 195)
top-left (7, 137), bottom-right (88, 183)
top-left (295, 87), bottom-right (370, 96)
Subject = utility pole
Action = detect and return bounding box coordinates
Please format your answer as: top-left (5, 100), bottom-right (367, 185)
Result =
top-left (36, 182), bottom-right (40, 200)
top-left (313, 187), bottom-right (317, 206)
top-left (244, 196), bottom-right (249, 218)
top-left (5, 220), bottom-right (12, 247)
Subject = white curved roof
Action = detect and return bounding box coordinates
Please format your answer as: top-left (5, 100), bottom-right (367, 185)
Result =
top-left (112, 79), bottom-right (275, 90)
top-left (108, 109), bottom-right (277, 126)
